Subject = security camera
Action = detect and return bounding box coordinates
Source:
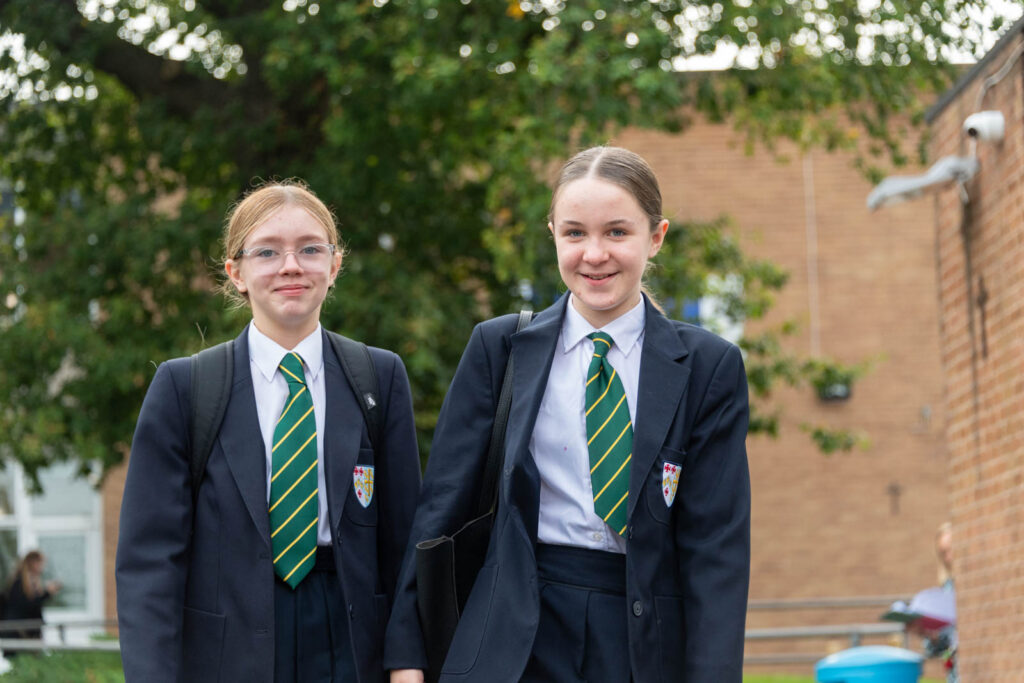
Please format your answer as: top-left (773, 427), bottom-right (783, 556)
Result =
top-left (963, 111), bottom-right (1005, 142)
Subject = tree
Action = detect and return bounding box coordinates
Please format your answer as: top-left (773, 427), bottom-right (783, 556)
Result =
top-left (0, 0), bottom-right (1000, 482)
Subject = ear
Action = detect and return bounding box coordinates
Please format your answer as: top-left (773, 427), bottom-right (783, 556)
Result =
top-left (548, 221), bottom-right (554, 238)
top-left (327, 250), bottom-right (343, 287)
top-left (224, 259), bottom-right (248, 294)
top-left (648, 219), bottom-right (669, 258)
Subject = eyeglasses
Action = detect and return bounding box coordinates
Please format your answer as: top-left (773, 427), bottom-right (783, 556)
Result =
top-left (235, 243), bottom-right (336, 271)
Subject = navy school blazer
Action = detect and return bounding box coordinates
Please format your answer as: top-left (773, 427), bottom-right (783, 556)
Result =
top-left (384, 294), bottom-right (750, 682)
top-left (116, 325), bottom-right (421, 683)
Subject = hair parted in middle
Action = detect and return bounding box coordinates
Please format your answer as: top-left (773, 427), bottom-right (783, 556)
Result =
top-left (219, 179), bottom-right (343, 306)
top-left (548, 146), bottom-right (665, 232)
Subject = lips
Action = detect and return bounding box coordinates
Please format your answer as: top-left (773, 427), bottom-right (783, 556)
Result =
top-left (582, 273), bottom-right (616, 282)
top-left (275, 284), bottom-right (308, 295)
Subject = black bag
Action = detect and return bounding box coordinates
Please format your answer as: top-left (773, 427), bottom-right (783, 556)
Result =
top-left (414, 310), bottom-right (532, 682)
top-left (188, 331), bottom-right (383, 502)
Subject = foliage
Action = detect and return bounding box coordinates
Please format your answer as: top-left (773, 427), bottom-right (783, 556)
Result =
top-left (0, 0), bottom-right (1002, 481)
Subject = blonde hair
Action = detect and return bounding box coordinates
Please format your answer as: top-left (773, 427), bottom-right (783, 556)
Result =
top-left (219, 179), bottom-right (341, 306)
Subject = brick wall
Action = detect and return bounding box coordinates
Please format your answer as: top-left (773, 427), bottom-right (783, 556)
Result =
top-left (101, 461), bottom-right (126, 635)
top-left (928, 28), bottom-right (1024, 681)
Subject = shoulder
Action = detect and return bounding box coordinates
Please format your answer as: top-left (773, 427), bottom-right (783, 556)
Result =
top-left (474, 313), bottom-right (524, 346)
top-left (657, 317), bottom-right (744, 383)
top-left (667, 319), bottom-right (737, 356)
top-left (324, 333), bottom-right (408, 392)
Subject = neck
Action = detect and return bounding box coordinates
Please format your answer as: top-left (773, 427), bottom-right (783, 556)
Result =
top-left (252, 316), bottom-right (319, 350)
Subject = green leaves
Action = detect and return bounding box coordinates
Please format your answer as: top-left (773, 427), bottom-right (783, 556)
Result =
top-left (0, 0), bottom-right (1005, 479)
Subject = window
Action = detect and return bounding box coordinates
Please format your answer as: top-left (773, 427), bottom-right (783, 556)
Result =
top-left (0, 461), bottom-right (104, 641)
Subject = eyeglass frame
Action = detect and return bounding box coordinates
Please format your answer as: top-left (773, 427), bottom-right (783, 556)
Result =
top-left (233, 242), bottom-right (338, 270)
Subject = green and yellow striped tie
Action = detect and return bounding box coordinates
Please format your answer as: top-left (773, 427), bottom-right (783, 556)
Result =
top-left (585, 332), bottom-right (632, 537)
top-left (269, 352), bottom-right (319, 589)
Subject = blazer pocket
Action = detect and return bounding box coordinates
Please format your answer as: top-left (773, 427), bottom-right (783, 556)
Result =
top-left (182, 605), bottom-right (226, 682)
top-left (344, 449), bottom-right (378, 527)
top-left (645, 447), bottom-right (687, 525)
top-left (654, 595), bottom-right (687, 681)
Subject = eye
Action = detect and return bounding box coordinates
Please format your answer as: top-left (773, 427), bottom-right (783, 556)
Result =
top-left (300, 244), bottom-right (328, 256)
top-left (251, 247), bottom-right (278, 259)
top-left (609, 228), bottom-right (627, 237)
top-left (565, 229), bottom-right (585, 238)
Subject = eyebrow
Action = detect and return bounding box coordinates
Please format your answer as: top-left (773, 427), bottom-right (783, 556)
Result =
top-left (558, 218), bottom-right (634, 227)
top-left (248, 234), bottom-right (330, 245)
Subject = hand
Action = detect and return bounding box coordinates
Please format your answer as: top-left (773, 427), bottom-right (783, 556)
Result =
top-left (45, 580), bottom-right (62, 594)
top-left (390, 670), bottom-right (424, 683)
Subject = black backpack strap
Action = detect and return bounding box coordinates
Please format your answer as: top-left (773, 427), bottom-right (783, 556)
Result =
top-left (189, 340), bottom-right (234, 504)
top-left (326, 331), bottom-right (383, 452)
top-left (476, 309), bottom-right (533, 516)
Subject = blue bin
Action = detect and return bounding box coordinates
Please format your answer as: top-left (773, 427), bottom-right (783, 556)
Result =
top-left (815, 645), bottom-right (923, 682)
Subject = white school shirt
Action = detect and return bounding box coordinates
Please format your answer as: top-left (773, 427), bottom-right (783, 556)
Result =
top-left (248, 322), bottom-right (332, 545)
top-left (531, 296), bottom-right (645, 554)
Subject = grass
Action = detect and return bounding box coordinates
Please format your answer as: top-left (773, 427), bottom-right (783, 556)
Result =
top-left (1, 651), bottom-right (124, 682)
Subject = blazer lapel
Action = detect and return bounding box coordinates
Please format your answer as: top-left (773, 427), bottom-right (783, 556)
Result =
top-left (503, 297), bottom-right (565, 526)
top-left (506, 298), bottom-right (564, 468)
top-left (218, 326), bottom-right (273, 548)
top-left (321, 331), bottom-right (365, 533)
top-left (628, 299), bottom-right (690, 520)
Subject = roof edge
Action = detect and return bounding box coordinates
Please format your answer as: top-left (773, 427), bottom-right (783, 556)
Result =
top-left (927, 15), bottom-right (1024, 123)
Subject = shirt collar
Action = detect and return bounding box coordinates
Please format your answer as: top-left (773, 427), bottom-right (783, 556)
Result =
top-left (561, 295), bottom-right (645, 356)
top-left (248, 322), bottom-right (324, 383)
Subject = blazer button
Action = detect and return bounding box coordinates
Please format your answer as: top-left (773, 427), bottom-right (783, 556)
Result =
top-left (632, 600), bottom-right (643, 617)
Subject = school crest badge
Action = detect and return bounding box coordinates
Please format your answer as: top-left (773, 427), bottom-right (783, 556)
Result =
top-left (662, 461), bottom-right (682, 508)
top-left (353, 466), bottom-right (375, 508)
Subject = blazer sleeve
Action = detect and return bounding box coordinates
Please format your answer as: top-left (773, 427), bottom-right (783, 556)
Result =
top-left (674, 344), bottom-right (751, 682)
top-left (115, 360), bottom-right (193, 683)
top-left (382, 321), bottom-right (505, 671)
top-left (372, 349), bottom-right (422, 600)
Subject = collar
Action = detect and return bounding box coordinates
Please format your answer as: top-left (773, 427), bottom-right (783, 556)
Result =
top-left (248, 322), bottom-right (324, 383)
top-left (561, 294), bottom-right (645, 356)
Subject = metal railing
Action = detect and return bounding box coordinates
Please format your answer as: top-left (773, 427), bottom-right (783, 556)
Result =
top-left (0, 596), bottom-right (915, 662)
top-left (744, 595), bottom-right (912, 666)
top-left (0, 618), bottom-right (119, 654)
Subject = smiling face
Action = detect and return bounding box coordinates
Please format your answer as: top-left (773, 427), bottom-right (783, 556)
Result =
top-left (224, 204), bottom-right (342, 347)
top-left (550, 176), bottom-right (668, 328)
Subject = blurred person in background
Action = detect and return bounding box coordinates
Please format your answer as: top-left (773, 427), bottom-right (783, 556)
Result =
top-left (3, 550), bottom-right (61, 645)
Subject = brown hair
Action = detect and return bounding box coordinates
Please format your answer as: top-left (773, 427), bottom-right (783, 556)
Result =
top-left (10, 550), bottom-right (45, 599)
top-left (549, 146), bottom-right (667, 309)
top-left (219, 179), bottom-right (342, 306)
top-left (549, 146), bottom-right (665, 231)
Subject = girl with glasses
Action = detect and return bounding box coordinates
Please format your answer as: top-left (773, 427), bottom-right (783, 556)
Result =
top-left (117, 180), bottom-right (422, 683)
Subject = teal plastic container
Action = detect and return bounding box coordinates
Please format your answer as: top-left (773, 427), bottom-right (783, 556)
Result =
top-left (815, 645), bottom-right (923, 682)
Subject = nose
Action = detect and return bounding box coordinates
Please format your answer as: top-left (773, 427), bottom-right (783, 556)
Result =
top-left (279, 250), bottom-right (304, 272)
top-left (582, 238), bottom-right (608, 264)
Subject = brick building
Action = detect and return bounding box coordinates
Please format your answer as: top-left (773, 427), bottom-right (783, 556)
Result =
top-left (924, 16), bottom-right (1024, 681)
